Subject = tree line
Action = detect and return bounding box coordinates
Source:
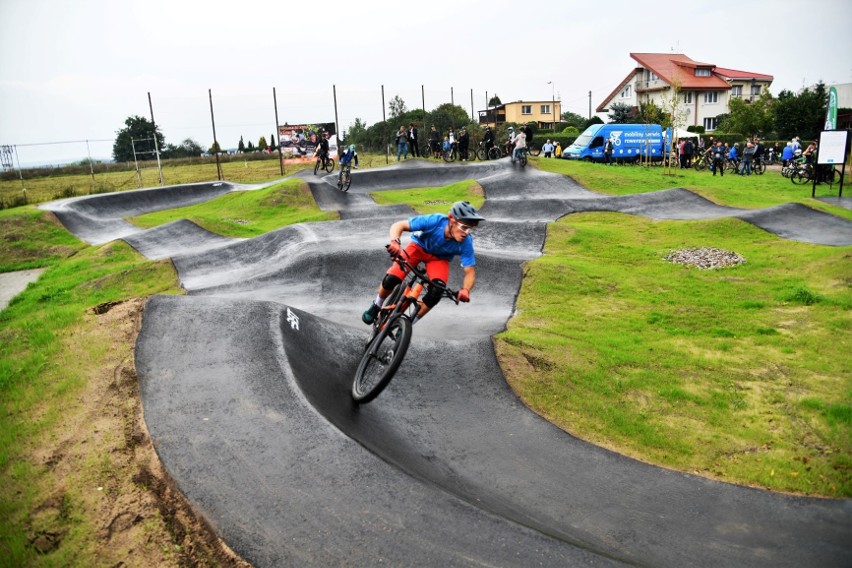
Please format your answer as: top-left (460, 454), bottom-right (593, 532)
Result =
top-left (112, 83), bottom-right (840, 162)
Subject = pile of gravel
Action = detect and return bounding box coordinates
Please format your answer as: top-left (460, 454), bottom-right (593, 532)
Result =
top-left (665, 247), bottom-right (746, 269)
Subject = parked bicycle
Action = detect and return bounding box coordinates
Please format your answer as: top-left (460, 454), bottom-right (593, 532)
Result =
top-left (692, 151), bottom-right (713, 171)
top-left (337, 162), bottom-right (352, 192)
top-left (352, 254), bottom-right (460, 403)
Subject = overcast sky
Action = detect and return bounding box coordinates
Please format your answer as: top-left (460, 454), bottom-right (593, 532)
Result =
top-left (1, 0), bottom-right (850, 166)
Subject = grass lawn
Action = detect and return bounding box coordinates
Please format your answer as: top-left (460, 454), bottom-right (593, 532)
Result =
top-left (130, 178), bottom-right (337, 238)
top-left (0, 156), bottom-right (848, 565)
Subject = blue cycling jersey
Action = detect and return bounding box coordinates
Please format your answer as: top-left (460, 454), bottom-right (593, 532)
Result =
top-left (409, 214), bottom-right (476, 268)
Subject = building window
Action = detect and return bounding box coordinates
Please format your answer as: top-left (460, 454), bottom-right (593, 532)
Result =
top-left (704, 91), bottom-right (719, 104)
top-left (684, 92), bottom-right (693, 104)
top-left (731, 85), bottom-right (742, 98)
top-left (540, 104), bottom-right (550, 114)
top-left (703, 117), bottom-right (718, 131)
top-left (521, 105), bottom-right (532, 115)
top-left (751, 84), bottom-right (761, 97)
top-left (646, 71), bottom-right (659, 82)
top-left (695, 68), bottom-right (711, 77)
top-left (620, 85), bottom-right (632, 98)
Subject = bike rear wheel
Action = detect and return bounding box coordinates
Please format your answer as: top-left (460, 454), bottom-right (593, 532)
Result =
top-left (791, 170), bottom-right (810, 185)
top-left (528, 144), bottom-right (541, 157)
top-left (519, 152), bottom-right (527, 167)
top-left (753, 161), bottom-right (765, 175)
top-left (443, 149), bottom-right (456, 162)
top-left (352, 315), bottom-right (412, 403)
top-left (488, 147), bottom-right (501, 160)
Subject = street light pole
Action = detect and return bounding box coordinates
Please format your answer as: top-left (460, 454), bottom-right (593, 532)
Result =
top-left (548, 81), bottom-right (555, 132)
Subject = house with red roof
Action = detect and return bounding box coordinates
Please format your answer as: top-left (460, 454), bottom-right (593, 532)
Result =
top-left (597, 53), bottom-right (773, 132)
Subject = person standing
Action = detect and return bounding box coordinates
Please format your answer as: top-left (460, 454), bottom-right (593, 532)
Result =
top-left (429, 125), bottom-right (441, 159)
top-left (740, 141), bottom-right (755, 175)
top-left (684, 138), bottom-right (694, 168)
top-left (554, 140), bottom-right (562, 158)
top-left (408, 123), bottom-right (420, 158)
top-left (604, 137), bottom-right (614, 165)
top-left (711, 140), bottom-right (725, 176)
top-left (458, 127), bottom-right (470, 161)
top-left (542, 139), bottom-right (554, 158)
top-left (396, 126), bottom-right (409, 161)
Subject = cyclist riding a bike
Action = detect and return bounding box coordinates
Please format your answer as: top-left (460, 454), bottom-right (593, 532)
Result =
top-left (339, 143), bottom-right (359, 169)
top-left (316, 131), bottom-right (330, 168)
top-left (512, 128), bottom-right (527, 163)
top-left (362, 201), bottom-right (484, 325)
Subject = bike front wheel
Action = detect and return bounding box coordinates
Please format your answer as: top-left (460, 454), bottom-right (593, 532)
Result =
top-left (314, 160), bottom-right (322, 175)
top-left (325, 159), bottom-right (335, 173)
top-left (352, 315), bottom-right (413, 403)
top-left (753, 161), bottom-right (765, 175)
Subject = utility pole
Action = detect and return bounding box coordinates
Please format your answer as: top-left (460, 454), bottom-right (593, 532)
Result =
top-left (273, 87), bottom-right (284, 175)
top-left (209, 89), bottom-right (222, 181)
top-left (147, 92), bottom-right (164, 186)
top-left (588, 90), bottom-right (592, 119)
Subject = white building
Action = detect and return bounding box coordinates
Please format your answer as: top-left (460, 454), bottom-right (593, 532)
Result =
top-left (597, 53), bottom-right (774, 132)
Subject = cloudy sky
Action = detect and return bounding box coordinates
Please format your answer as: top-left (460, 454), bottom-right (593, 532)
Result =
top-left (1, 0), bottom-right (850, 166)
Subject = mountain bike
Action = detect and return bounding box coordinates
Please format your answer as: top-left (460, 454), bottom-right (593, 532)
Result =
top-left (512, 147), bottom-right (530, 167)
top-left (693, 152), bottom-right (713, 171)
top-left (337, 162), bottom-right (352, 192)
top-left (352, 254), bottom-right (460, 403)
top-left (314, 154), bottom-right (334, 175)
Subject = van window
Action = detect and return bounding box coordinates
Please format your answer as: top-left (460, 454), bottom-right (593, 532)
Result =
top-left (590, 136), bottom-right (604, 149)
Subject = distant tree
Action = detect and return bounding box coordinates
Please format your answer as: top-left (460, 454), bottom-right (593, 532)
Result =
top-left (636, 100), bottom-right (668, 126)
top-left (425, 103), bottom-right (470, 135)
top-left (608, 103), bottom-right (634, 123)
top-left (258, 136), bottom-right (268, 151)
top-left (560, 110), bottom-right (586, 128)
top-left (165, 138), bottom-right (203, 159)
top-left (773, 82), bottom-right (826, 141)
top-left (346, 117), bottom-right (367, 145)
top-left (583, 116), bottom-right (604, 130)
top-left (389, 95), bottom-right (407, 120)
top-left (488, 94), bottom-right (502, 106)
top-left (113, 115), bottom-right (165, 162)
top-left (238, 136), bottom-right (246, 153)
top-left (270, 133), bottom-right (276, 148)
top-left (717, 93), bottom-right (775, 136)
top-left (209, 140), bottom-right (222, 154)
top-left (246, 140), bottom-right (255, 152)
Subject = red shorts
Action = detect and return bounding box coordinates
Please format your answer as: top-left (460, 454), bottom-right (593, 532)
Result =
top-left (388, 242), bottom-right (449, 283)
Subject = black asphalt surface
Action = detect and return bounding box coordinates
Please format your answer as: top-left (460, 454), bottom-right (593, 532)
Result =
top-left (44, 160), bottom-right (852, 567)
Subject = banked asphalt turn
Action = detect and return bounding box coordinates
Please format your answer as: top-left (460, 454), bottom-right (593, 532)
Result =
top-left (41, 160), bottom-right (852, 567)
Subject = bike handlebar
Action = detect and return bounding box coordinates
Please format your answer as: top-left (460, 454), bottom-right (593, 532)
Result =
top-left (386, 248), bottom-right (460, 304)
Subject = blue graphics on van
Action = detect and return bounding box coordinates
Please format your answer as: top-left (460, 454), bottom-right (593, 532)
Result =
top-left (562, 124), bottom-right (670, 162)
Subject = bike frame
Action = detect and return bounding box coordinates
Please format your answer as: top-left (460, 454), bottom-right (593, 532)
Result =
top-left (369, 254), bottom-right (458, 340)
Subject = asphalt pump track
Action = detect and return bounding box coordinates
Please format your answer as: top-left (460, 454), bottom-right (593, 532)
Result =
top-left (41, 160), bottom-right (852, 567)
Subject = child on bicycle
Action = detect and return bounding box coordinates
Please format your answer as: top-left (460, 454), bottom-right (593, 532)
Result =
top-left (512, 128), bottom-right (527, 163)
top-left (339, 144), bottom-right (359, 170)
top-left (362, 201), bottom-right (484, 325)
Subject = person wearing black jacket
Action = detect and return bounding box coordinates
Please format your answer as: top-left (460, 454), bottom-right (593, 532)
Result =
top-left (428, 125), bottom-right (441, 159)
top-left (483, 126), bottom-right (495, 156)
top-left (458, 127), bottom-right (470, 161)
top-left (408, 123), bottom-right (420, 158)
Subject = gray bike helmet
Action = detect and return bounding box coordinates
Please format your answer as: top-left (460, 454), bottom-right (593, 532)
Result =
top-left (449, 201), bottom-right (485, 223)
